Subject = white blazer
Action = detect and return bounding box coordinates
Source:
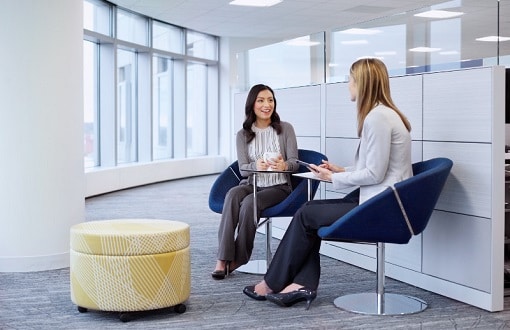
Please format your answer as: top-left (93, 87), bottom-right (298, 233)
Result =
top-left (331, 105), bottom-right (413, 204)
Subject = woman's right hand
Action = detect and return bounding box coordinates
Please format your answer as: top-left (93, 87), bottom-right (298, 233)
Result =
top-left (256, 158), bottom-right (269, 171)
top-left (319, 160), bottom-right (344, 173)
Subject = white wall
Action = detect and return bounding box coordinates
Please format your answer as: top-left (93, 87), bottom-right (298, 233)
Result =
top-left (0, 1), bottom-right (85, 272)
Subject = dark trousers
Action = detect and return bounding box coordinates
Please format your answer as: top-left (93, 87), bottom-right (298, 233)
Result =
top-left (264, 192), bottom-right (359, 292)
top-left (217, 183), bottom-right (291, 266)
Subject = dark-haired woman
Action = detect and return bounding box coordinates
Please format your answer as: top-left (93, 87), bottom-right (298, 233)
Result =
top-left (212, 84), bottom-right (299, 280)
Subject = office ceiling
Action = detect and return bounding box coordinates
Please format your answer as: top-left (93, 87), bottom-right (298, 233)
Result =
top-left (108, 0), bottom-right (510, 63)
top-left (108, 0), bottom-right (447, 39)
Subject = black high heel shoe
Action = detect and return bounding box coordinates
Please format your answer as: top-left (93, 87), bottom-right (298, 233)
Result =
top-left (265, 287), bottom-right (317, 310)
top-left (211, 261), bottom-right (230, 280)
top-left (243, 285), bottom-right (267, 301)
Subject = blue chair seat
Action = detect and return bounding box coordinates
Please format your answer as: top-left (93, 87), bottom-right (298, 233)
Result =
top-left (318, 157), bottom-right (453, 315)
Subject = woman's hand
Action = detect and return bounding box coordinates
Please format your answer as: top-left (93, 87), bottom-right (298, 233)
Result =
top-left (319, 160), bottom-right (344, 173)
top-left (257, 158), bottom-right (270, 171)
top-left (266, 155), bottom-right (287, 171)
top-left (309, 164), bottom-right (333, 181)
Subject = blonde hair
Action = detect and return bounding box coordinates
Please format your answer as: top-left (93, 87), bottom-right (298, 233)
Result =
top-left (350, 58), bottom-right (411, 137)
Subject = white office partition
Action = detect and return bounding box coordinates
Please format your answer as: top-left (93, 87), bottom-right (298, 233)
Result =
top-left (233, 66), bottom-right (505, 311)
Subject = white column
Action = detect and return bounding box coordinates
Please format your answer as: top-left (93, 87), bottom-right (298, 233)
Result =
top-left (0, 0), bottom-right (84, 271)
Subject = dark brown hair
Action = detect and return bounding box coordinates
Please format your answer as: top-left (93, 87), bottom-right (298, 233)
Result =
top-left (242, 84), bottom-right (282, 143)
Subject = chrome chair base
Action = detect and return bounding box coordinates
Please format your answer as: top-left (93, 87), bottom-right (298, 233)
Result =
top-left (334, 292), bottom-right (428, 315)
top-left (236, 259), bottom-right (267, 275)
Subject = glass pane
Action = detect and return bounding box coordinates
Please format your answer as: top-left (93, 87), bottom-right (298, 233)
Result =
top-left (117, 49), bottom-right (138, 163)
top-left (83, 40), bottom-right (99, 168)
top-left (117, 9), bottom-right (148, 46)
top-left (186, 62), bottom-right (207, 156)
top-left (83, 0), bottom-right (111, 36)
top-left (153, 56), bottom-right (174, 160)
top-left (153, 21), bottom-right (184, 54)
top-left (240, 32), bottom-right (325, 90)
top-left (328, 0), bottom-right (502, 82)
top-left (186, 31), bottom-right (218, 60)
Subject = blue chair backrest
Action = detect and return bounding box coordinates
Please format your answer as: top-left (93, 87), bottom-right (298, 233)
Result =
top-left (263, 149), bottom-right (327, 218)
top-left (208, 149), bottom-right (327, 217)
top-left (317, 157), bottom-right (453, 244)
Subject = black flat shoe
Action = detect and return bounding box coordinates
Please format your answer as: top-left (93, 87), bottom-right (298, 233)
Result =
top-left (243, 285), bottom-right (267, 301)
top-left (266, 287), bottom-right (317, 310)
top-left (211, 262), bottom-right (230, 280)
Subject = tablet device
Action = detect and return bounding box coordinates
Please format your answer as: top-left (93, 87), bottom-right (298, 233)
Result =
top-left (295, 159), bottom-right (318, 172)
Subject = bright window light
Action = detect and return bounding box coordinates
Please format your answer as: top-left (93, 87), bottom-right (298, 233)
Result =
top-left (409, 47), bottom-right (441, 53)
top-left (339, 28), bottom-right (382, 35)
top-left (229, 0), bottom-right (282, 7)
top-left (476, 36), bottom-right (510, 42)
top-left (285, 36), bottom-right (320, 46)
top-left (414, 10), bottom-right (464, 19)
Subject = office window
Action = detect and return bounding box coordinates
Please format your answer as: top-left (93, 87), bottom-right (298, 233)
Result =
top-left (153, 21), bottom-right (184, 54)
top-left (83, 40), bottom-right (99, 168)
top-left (186, 31), bottom-right (218, 60)
top-left (153, 56), bottom-right (174, 160)
top-left (237, 33), bottom-right (325, 90)
top-left (83, 0), bottom-right (111, 36)
top-left (117, 49), bottom-right (138, 163)
top-left (186, 62), bottom-right (207, 156)
top-left (117, 8), bottom-right (148, 46)
top-left (83, 0), bottom-right (219, 169)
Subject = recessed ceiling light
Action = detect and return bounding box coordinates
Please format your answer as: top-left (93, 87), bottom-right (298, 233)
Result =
top-left (476, 36), bottom-right (510, 42)
top-left (339, 28), bottom-right (382, 35)
top-left (409, 47), bottom-right (441, 52)
top-left (414, 10), bottom-right (464, 19)
top-left (229, 0), bottom-right (282, 7)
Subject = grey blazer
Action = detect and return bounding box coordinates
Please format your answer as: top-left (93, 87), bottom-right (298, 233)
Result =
top-left (332, 105), bottom-right (413, 204)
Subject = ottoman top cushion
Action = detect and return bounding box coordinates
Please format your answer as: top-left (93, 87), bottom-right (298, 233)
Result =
top-left (71, 219), bottom-right (189, 256)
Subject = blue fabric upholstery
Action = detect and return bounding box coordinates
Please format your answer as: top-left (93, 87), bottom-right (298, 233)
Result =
top-left (317, 157), bottom-right (453, 244)
top-left (208, 149), bottom-right (327, 217)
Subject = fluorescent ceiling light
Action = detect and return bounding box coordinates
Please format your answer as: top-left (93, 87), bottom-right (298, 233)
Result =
top-left (414, 10), bottom-right (464, 19)
top-left (229, 0), bottom-right (282, 7)
top-left (476, 36), bottom-right (510, 42)
top-left (409, 47), bottom-right (441, 52)
top-left (285, 36), bottom-right (320, 46)
top-left (339, 28), bottom-right (382, 35)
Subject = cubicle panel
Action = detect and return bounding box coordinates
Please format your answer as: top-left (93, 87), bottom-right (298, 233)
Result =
top-left (423, 210), bottom-right (492, 292)
top-left (277, 85), bottom-right (321, 137)
top-left (423, 141), bottom-right (492, 218)
top-left (390, 74), bottom-right (423, 141)
top-left (386, 235), bottom-right (422, 272)
top-left (423, 67), bottom-right (493, 143)
top-left (325, 83), bottom-right (357, 138)
top-left (325, 137), bottom-right (359, 166)
top-left (297, 137), bottom-right (320, 152)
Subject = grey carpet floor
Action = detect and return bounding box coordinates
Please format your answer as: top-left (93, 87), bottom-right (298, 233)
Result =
top-left (2, 175), bottom-right (510, 329)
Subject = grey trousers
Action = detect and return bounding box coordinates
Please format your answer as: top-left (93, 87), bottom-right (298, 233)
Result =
top-left (217, 183), bottom-right (291, 266)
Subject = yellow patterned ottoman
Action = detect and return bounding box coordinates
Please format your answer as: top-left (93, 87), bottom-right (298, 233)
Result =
top-left (70, 219), bottom-right (190, 321)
